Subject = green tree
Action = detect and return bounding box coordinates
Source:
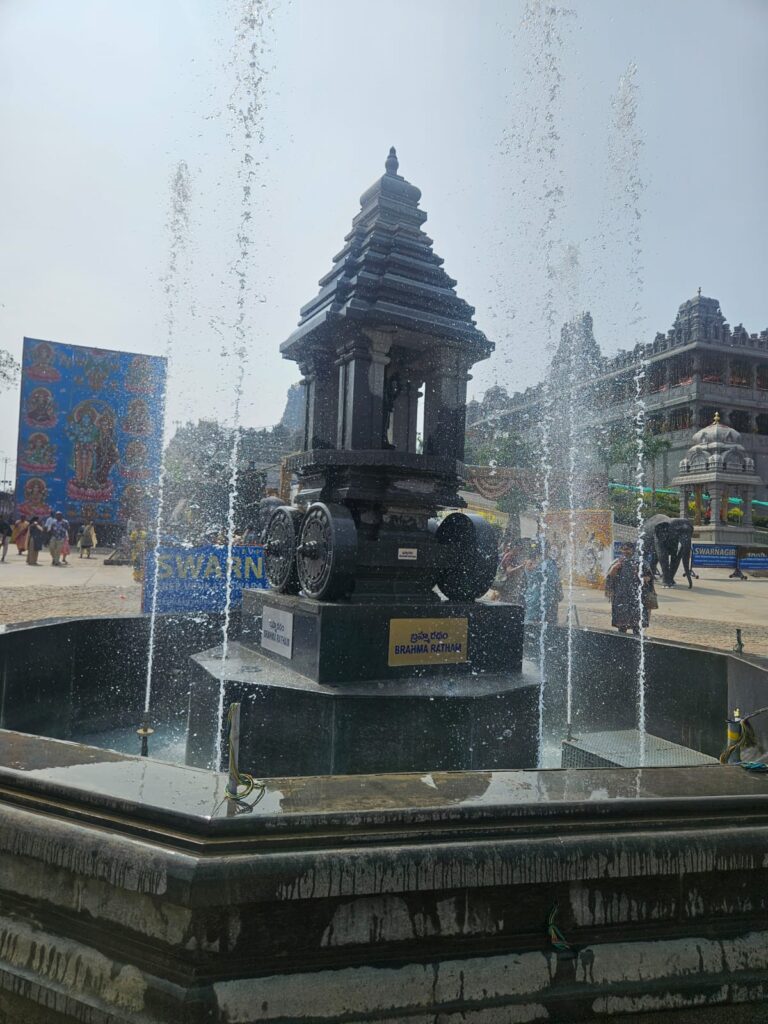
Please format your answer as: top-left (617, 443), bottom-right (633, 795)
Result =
top-left (641, 431), bottom-right (672, 506)
top-left (0, 349), bottom-right (20, 391)
top-left (467, 431), bottom-right (538, 538)
top-left (162, 418), bottom-right (300, 539)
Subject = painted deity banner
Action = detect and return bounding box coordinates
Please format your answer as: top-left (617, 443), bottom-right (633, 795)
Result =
top-left (142, 544), bottom-right (268, 613)
top-left (15, 338), bottom-right (166, 525)
top-left (543, 510), bottom-right (614, 589)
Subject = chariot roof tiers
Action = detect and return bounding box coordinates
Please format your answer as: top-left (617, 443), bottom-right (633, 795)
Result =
top-left (280, 148), bottom-right (493, 489)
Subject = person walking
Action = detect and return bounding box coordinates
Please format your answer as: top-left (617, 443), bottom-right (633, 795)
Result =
top-left (605, 541), bottom-right (656, 635)
top-left (0, 517), bottom-right (11, 562)
top-left (523, 543), bottom-right (563, 626)
top-left (26, 517), bottom-right (44, 565)
top-left (491, 539), bottom-right (527, 605)
top-left (78, 520), bottom-right (97, 558)
top-left (12, 517), bottom-right (29, 555)
top-left (61, 528), bottom-right (71, 564)
top-left (48, 511), bottom-right (70, 566)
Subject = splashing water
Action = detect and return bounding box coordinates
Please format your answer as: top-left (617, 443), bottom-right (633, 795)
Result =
top-left (633, 358), bottom-right (647, 765)
top-left (214, 0), bottom-right (273, 769)
top-left (552, 247), bottom-right (583, 746)
top-left (610, 62), bottom-right (647, 762)
top-left (143, 161), bottom-right (192, 719)
top-left (564, 326), bottom-right (577, 742)
top-left (512, 1), bottom-right (575, 765)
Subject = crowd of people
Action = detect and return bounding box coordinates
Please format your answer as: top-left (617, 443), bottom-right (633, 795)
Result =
top-left (492, 536), bottom-right (658, 635)
top-left (2, 500), bottom-right (661, 636)
top-left (0, 512), bottom-right (98, 567)
top-left (491, 539), bottom-right (563, 625)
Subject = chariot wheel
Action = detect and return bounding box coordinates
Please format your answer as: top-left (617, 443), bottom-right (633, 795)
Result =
top-left (263, 506), bottom-right (303, 593)
top-left (432, 511), bottom-right (498, 601)
top-left (296, 502), bottom-right (357, 600)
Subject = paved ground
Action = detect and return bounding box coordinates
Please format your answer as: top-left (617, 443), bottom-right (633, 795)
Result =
top-left (1, 549), bottom-right (767, 658)
top-left (0, 547), bottom-right (141, 625)
top-left (561, 569), bottom-right (768, 657)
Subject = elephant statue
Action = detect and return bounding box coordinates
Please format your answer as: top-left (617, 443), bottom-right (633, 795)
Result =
top-left (641, 514), bottom-right (694, 588)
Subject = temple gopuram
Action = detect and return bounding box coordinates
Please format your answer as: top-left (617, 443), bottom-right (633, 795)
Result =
top-left (468, 292), bottom-right (768, 500)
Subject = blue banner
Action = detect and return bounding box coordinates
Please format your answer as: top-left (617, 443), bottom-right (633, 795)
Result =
top-left (692, 544), bottom-right (737, 568)
top-left (739, 549), bottom-right (768, 572)
top-left (142, 544), bottom-right (267, 613)
top-left (15, 338), bottom-right (166, 525)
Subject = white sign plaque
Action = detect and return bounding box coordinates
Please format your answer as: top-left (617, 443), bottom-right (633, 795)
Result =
top-left (261, 606), bottom-right (294, 659)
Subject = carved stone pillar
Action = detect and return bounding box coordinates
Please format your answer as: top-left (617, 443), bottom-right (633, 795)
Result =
top-left (301, 352), bottom-right (339, 451)
top-left (691, 350), bottom-right (702, 381)
top-left (422, 353), bottom-right (470, 461)
top-left (694, 485), bottom-right (702, 526)
top-left (709, 484), bottom-right (722, 526)
top-left (390, 376), bottom-right (421, 453)
top-left (679, 488), bottom-right (688, 519)
top-left (336, 331), bottom-right (392, 450)
top-left (743, 488), bottom-right (754, 529)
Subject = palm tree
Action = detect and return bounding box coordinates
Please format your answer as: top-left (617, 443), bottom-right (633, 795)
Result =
top-left (641, 431), bottom-right (672, 508)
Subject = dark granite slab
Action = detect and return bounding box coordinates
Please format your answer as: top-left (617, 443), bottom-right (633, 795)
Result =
top-left (240, 590), bottom-right (523, 682)
top-left (186, 641), bottom-right (539, 776)
top-left (3, 727), bottom-right (768, 844)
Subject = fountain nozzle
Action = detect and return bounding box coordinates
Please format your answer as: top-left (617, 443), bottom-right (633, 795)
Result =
top-left (137, 720), bottom-right (155, 757)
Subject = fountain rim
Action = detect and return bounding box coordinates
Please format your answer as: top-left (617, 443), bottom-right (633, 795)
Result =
top-left (2, 727), bottom-right (768, 853)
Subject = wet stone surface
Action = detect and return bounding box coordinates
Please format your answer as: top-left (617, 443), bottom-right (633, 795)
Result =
top-left (3, 728), bottom-right (768, 830)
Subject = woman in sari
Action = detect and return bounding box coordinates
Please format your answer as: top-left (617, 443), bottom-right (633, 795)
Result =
top-left (605, 541), bottom-right (656, 634)
top-left (12, 517), bottom-right (29, 555)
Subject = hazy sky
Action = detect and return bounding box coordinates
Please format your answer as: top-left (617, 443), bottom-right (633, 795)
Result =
top-left (1, 0), bottom-right (766, 474)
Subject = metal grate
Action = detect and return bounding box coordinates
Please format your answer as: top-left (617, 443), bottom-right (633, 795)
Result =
top-left (561, 730), bottom-right (719, 768)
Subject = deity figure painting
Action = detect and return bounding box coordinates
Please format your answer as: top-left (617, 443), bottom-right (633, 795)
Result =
top-left (26, 341), bottom-right (61, 382)
top-left (19, 432), bottom-right (57, 473)
top-left (121, 439), bottom-right (149, 479)
top-left (121, 398), bottom-right (152, 436)
top-left (25, 387), bottom-right (57, 427)
top-left (80, 503), bottom-right (99, 524)
top-left (75, 349), bottom-right (119, 390)
top-left (125, 356), bottom-right (155, 393)
top-left (18, 477), bottom-right (51, 518)
top-left (66, 400), bottom-right (119, 501)
top-left (119, 484), bottom-right (146, 522)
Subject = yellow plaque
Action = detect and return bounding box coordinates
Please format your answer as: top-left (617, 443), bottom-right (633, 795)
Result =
top-left (388, 617), bottom-right (469, 667)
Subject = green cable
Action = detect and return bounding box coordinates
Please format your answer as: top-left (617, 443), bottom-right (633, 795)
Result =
top-left (547, 904), bottom-right (572, 953)
top-left (224, 704), bottom-right (265, 806)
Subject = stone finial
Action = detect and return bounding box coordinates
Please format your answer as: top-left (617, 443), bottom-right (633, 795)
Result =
top-left (697, 286), bottom-right (702, 297)
top-left (385, 147), bottom-right (399, 176)
top-left (714, 411), bottom-right (720, 423)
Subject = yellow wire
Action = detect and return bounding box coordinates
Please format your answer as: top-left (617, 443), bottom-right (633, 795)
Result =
top-left (225, 705), bottom-right (264, 803)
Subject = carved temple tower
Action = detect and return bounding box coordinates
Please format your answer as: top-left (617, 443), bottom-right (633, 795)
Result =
top-left (264, 149), bottom-right (498, 603)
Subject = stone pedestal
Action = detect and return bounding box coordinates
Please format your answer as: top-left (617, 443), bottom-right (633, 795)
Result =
top-left (186, 642), bottom-right (539, 775)
top-left (695, 523), bottom-right (755, 546)
top-left (185, 591), bottom-right (536, 776)
top-left (240, 589), bottom-right (523, 682)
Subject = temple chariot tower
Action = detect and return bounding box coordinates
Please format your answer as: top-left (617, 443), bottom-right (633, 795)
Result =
top-left (185, 151), bottom-right (539, 777)
top-left (263, 148), bottom-right (498, 603)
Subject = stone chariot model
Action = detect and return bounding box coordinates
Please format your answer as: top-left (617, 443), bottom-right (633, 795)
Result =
top-left (263, 148), bottom-right (498, 604)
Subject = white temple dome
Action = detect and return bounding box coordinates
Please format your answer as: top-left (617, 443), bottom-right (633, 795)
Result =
top-left (690, 412), bottom-right (740, 447)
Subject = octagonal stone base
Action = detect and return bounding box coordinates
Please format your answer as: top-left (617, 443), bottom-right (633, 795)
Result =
top-left (186, 641), bottom-right (540, 775)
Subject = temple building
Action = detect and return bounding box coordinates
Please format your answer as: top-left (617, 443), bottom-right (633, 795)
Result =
top-left (468, 292), bottom-right (768, 499)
